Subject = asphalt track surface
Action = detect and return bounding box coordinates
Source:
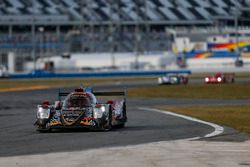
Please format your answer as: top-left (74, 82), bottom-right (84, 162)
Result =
top-left (0, 78), bottom-right (249, 157)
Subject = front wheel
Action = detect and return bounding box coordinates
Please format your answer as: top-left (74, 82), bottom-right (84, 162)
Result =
top-left (36, 124), bottom-right (51, 133)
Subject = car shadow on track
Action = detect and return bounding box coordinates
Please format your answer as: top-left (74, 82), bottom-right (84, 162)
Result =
top-left (37, 125), bottom-right (173, 134)
top-left (37, 126), bottom-right (128, 133)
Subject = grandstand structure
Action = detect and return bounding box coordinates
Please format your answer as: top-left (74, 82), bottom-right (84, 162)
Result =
top-left (0, 0), bottom-right (249, 24)
top-left (0, 0), bottom-right (250, 71)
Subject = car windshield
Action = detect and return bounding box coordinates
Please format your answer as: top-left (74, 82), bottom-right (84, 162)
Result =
top-left (63, 94), bottom-right (92, 109)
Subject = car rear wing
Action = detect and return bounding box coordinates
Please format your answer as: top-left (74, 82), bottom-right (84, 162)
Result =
top-left (93, 91), bottom-right (125, 96)
top-left (94, 91), bottom-right (127, 103)
top-left (58, 90), bottom-right (126, 101)
top-left (223, 73), bottom-right (235, 76)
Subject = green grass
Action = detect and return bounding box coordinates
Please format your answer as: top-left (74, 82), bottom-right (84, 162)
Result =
top-left (1, 72), bottom-right (249, 90)
top-left (128, 83), bottom-right (250, 99)
top-left (160, 105), bottom-right (250, 133)
top-left (0, 77), bottom-right (155, 90)
top-left (2, 77), bottom-right (249, 99)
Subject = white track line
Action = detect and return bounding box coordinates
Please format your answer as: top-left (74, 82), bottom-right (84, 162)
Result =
top-left (139, 107), bottom-right (224, 140)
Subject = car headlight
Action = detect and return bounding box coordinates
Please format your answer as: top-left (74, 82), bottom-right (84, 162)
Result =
top-left (158, 78), bottom-right (162, 84)
top-left (94, 106), bottom-right (106, 119)
top-left (37, 106), bottom-right (50, 119)
top-left (205, 77), bottom-right (209, 82)
top-left (217, 77), bottom-right (222, 82)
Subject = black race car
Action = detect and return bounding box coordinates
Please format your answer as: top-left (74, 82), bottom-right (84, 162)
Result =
top-left (34, 87), bottom-right (127, 132)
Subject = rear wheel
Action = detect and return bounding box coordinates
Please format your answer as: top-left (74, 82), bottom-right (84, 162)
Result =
top-left (117, 102), bottom-right (127, 128)
top-left (122, 102), bottom-right (127, 121)
top-left (102, 106), bottom-right (112, 131)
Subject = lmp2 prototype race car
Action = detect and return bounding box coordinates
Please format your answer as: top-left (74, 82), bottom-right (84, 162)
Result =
top-left (158, 74), bottom-right (189, 85)
top-left (34, 87), bottom-right (127, 132)
top-left (204, 73), bottom-right (235, 84)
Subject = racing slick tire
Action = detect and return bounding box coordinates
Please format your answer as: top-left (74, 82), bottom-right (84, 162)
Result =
top-left (36, 119), bottom-right (51, 133)
top-left (36, 124), bottom-right (51, 133)
top-left (115, 102), bottom-right (127, 128)
top-left (101, 105), bottom-right (112, 131)
top-left (122, 102), bottom-right (127, 121)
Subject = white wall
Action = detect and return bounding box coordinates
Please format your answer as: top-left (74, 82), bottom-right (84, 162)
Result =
top-left (24, 52), bottom-right (169, 72)
top-left (187, 58), bottom-right (250, 69)
top-left (8, 52), bottom-right (15, 74)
